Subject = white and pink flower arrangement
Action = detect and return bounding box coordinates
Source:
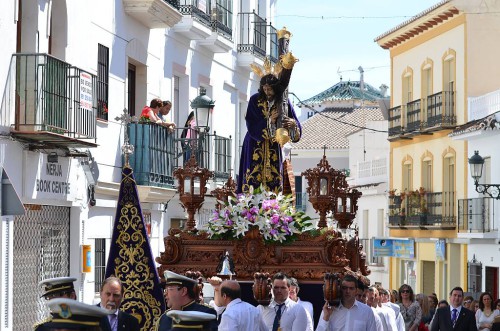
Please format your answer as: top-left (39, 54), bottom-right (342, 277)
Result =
top-left (206, 186), bottom-right (312, 243)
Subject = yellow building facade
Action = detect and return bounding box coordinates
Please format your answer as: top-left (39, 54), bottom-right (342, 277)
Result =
top-left (376, 0), bottom-right (500, 299)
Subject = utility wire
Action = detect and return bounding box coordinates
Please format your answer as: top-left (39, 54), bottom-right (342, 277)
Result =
top-left (288, 92), bottom-right (389, 133)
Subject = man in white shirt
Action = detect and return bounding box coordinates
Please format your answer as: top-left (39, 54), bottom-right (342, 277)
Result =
top-left (258, 272), bottom-right (311, 331)
top-left (217, 280), bottom-right (266, 331)
top-left (289, 277), bottom-right (314, 330)
top-left (367, 286), bottom-right (398, 331)
top-left (315, 274), bottom-right (376, 331)
top-left (379, 287), bottom-right (405, 331)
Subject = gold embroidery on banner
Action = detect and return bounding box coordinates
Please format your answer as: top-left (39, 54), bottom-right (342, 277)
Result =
top-left (113, 168), bottom-right (164, 331)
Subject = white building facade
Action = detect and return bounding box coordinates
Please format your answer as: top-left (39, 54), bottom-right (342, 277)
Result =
top-left (0, 0), bottom-right (279, 329)
top-left (451, 90), bottom-right (500, 298)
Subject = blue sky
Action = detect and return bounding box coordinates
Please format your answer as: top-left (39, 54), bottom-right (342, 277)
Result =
top-left (274, 0), bottom-right (441, 104)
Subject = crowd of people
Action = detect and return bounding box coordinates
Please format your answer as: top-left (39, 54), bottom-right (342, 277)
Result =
top-left (34, 273), bottom-right (500, 330)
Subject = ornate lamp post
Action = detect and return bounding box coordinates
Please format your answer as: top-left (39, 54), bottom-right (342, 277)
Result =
top-left (302, 151), bottom-right (345, 228)
top-left (173, 156), bottom-right (213, 231)
top-left (468, 150), bottom-right (500, 199)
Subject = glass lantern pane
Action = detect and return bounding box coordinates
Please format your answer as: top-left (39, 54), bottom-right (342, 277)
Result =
top-left (184, 177), bottom-right (191, 193)
top-left (320, 178), bottom-right (328, 195)
top-left (193, 177), bottom-right (200, 195)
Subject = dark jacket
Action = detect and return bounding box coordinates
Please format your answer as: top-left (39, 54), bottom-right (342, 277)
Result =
top-left (155, 301), bottom-right (217, 331)
top-left (429, 306), bottom-right (477, 331)
top-left (97, 304), bottom-right (140, 331)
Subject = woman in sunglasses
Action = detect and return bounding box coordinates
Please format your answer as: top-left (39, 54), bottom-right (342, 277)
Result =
top-left (398, 284), bottom-right (422, 331)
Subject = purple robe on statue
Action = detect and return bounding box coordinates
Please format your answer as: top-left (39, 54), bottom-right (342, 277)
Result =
top-left (237, 93), bottom-right (301, 193)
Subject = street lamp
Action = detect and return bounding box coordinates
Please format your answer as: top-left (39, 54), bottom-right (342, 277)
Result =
top-left (190, 87), bottom-right (215, 132)
top-left (468, 150), bottom-right (500, 199)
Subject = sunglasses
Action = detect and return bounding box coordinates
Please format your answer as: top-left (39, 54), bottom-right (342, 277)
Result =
top-left (400, 290), bottom-right (411, 294)
top-left (464, 300), bottom-right (471, 304)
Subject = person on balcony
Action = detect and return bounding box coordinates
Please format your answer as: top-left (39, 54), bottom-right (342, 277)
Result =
top-left (180, 111), bottom-right (197, 164)
top-left (237, 73), bottom-right (301, 193)
top-left (141, 99), bottom-right (163, 123)
top-left (159, 100), bottom-right (176, 132)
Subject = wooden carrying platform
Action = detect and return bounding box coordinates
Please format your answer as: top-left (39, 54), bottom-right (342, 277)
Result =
top-left (156, 227), bottom-right (371, 284)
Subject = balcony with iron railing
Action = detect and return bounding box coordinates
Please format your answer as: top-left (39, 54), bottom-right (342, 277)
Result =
top-left (269, 24), bottom-right (279, 63)
top-left (406, 99), bottom-right (422, 132)
top-left (388, 189), bottom-right (456, 229)
top-left (388, 105), bottom-right (402, 137)
top-left (458, 197), bottom-right (499, 237)
top-left (175, 0), bottom-right (233, 52)
top-left (1, 54), bottom-right (98, 148)
top-left (388, 90), bottom-right (456, 139)
top-left (236, 11), bottom-right (267, 66)
top-left (122, 0), bottom-right (182, 28)
top-left (127, 123), bottom-right (232, 189)
top-left (211, 1), bottom-right (233, 40)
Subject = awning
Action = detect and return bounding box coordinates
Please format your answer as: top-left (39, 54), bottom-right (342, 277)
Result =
top-left (1, 167), bottom-right (25, 216)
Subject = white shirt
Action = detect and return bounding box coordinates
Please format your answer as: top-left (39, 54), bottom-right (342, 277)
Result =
top-left (297, 298), bottom-right (314, 319)
top-left (371, 307), bottom-right (385, 331)
top-left (258, 298), bottom-right (309, 331)
top-left (315, 300), bottom-right (377, 331)
top-left (208, 299), bottom-right (226, 319)
top-left (218, 298), bottom-right (266, 331)
top-left (377, 305), bottom-right (398, 331)
top-left (383, 302), bottom-right (405, 331)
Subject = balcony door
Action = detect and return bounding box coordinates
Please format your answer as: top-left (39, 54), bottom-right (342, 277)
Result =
top-left (402, 69), bottom-right (413, 130)
top-left (443, 154), bottom-right (455, 224)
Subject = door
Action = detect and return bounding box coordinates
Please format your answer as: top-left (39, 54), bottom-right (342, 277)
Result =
top-left (485, 266), bottom-right (498, 300)
top-left (422, 261), bottom-right (435, 295)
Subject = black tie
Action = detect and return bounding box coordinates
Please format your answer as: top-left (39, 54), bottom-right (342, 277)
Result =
top-left (272, 304), bottom-right (285, 331)
top-left (217, 308), bottom-right (225, 324)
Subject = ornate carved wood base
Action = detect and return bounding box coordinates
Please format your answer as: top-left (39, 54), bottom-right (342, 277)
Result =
top-left (156, 227), bottom-right (371, 284)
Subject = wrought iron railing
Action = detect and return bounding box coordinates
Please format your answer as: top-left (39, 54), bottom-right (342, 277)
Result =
top-left (2, 53), bottom-right (97, 140)
top-left (164, 0), bottom-right (181, 9)
top-left (269, 24), bottom-right (278, 63)
top-left (388, 90), bottom-right (455, 138)
top-left (388, 105), bottom-right (402, 136)
top-left (128, 123), bottom-right (176, 188)
top-left (179, 0), bottom-right (212, 26)
top-left (426, 90), bottom-right (455, 128)
top-left (388, 191), bottom-right (456, 228)
top-left (406, 99), bottom-right (422, 132)
top-left (458, 197), bottom-right (497, 232)
top-left (128, 123), bottom-right (232, 188)
top-left (211, 1), bottom-right (233, 40)
top-left (237, 11), bottom-right (267, 58)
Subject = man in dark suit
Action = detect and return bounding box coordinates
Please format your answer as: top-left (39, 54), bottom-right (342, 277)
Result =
top-left (98, 276), bottom-right (140, 331)
top-left (430, 286), bottom-right (477, 331)
top-left (155, 270), bottom-right (217, 331)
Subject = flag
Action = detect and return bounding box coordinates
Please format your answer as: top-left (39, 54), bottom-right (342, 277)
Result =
top-left (105, 165), bottom-right (166, 330)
